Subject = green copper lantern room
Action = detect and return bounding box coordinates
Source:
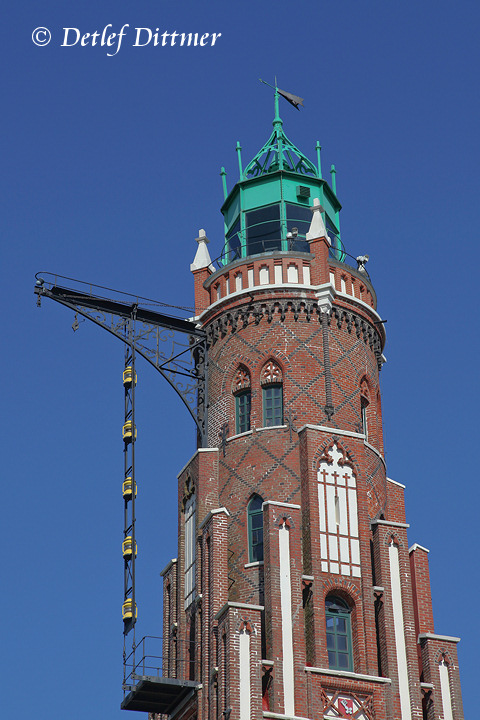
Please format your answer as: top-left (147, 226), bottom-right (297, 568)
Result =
top-left (219, 86), bottom-right (345, 266)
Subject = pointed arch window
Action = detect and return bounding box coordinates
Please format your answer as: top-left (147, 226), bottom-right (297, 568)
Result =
top-left (261, 361), bottom-right (283, 427)
top-left (248, 494), bottom-right (264, 562)
top-left (325, 595), bottom-right (353, 671)
top-left (233, 366), bottom-right (251, 434)
top-left (360, 380), bottom-right (370, 440)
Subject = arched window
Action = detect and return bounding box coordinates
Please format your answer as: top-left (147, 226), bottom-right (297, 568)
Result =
top-left (248, 494), bottom-right (264, 562)
top-left (261, 361), bottom-right (283, 427)
top-left (325, 595), bottom-right (353, 671)
top-left (360, 379), bottom-right (370, 441)
top-left (233, 366), bottom-right (251, 434)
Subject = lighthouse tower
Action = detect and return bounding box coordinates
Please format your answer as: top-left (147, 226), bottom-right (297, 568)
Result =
top-left (158, 95), bottom-right (464, 720)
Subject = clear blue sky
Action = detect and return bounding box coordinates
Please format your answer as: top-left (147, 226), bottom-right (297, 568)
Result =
top-left (3, 1), bottom-right (478, 718)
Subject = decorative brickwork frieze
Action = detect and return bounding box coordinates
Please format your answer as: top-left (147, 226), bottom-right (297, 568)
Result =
top-left (260, 359), bottom-right (283, 385)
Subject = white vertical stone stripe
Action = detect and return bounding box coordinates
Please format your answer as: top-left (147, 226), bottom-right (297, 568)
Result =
top-left (328, 534), bottom-right (339, 561)
top-left (279, 523), bottom-right (295, 717)
top-left (389, 542), bottom-right (412, 720)
top-left (439, 661), bottom-right (454, 720)
top-left (347, 489), bottom-right (358, 537)
top-left (338, 487), bottom-right (348, 535)
top-left (326, 486), bottom-right (336, 533)
top-left (239, 628), bottom-right (251, 720)
top-left (317, 483), bottom-right (326, 532)
top-left (320, 533), bottom-right (328, 559)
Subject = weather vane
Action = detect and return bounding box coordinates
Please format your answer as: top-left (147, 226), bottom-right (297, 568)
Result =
top-left (259, 77), bottom-right (304, 110)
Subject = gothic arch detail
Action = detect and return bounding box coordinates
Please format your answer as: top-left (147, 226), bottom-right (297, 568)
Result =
top-left (260, 359), bottom-right (283, 385)
top-left (382, 530), bottom-right (404, 548)
top-left (360, 376), bottom-right (371, 401)
top-left (232, 364), bottom-right (251, 393)
top-left (317, 441), bottom-right (361, 578)
top-left (315, 437), bottom-right (357, 471)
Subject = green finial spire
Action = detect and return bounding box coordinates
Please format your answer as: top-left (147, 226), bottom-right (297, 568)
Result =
top-left (242, 79), bottom-right (317, 179)
top-left (316, 141), bottom-right (322, 179)
top-left (330, 164), bottom-right (337, 194)
top-left (236, 141), bottom-right (243, 180)
top-left (220, 167), bottom-right (228, 200)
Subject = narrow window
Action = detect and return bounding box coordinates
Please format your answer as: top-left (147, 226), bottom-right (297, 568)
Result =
top-left (360, 379), bottom-right (370, 441)
top-left (248, 494), bottom-right (264, 562)
top-left (236, 390), bottom-right (251, 434)
top-left (263, 384), bottom-right (283, 426)
top-left (325, 595), bottom-right (353, 671)
top-left (233, 366), bottom-right (251, 434)
top-left (261, 360), bottom-right (283, 427)
top-left (184, 495), bottom-right (196, 609)
top-left (361, 397), bottom-right (368, 440)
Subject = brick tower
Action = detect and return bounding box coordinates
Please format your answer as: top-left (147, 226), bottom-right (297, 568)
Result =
top-left (158, 92), bottom-right (464, 720)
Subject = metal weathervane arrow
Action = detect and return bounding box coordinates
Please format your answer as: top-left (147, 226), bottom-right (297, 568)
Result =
top-left (259, 77), bottom-right (304, 110)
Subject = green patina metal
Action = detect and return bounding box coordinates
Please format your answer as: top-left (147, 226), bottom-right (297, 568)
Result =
top-left (218, 86), bottom-right (345, 265)
top-left (242, 88), bottom-right (318, 179)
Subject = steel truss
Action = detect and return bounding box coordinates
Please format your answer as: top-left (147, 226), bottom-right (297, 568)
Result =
top-left (35, 273), bottom-right (208, 682)
top-left (34, 274), bottom-right (208, 445)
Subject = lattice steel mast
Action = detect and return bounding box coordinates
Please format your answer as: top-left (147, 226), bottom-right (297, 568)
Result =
top-left (34, 272), bottom-right (208, 677)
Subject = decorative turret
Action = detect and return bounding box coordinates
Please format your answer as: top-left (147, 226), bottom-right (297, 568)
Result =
top-left (219, 87), bottom-right (344, 264)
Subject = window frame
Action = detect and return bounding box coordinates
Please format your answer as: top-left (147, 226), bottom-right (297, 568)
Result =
top-left (235, 388), bottom-right (251, 434)
top-left (325, 595), bottom-right (353, 672)
top-left (247, 494), bottom-right (264, 563)
top-left (262, 383), bottom-right (283, 427)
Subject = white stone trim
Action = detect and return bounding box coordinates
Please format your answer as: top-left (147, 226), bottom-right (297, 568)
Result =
top-left (214, 601), bottom-right (264, 620)
top-left (364, 441), bottom-right (386, 467)
top-left (244, 560), bottom-right (264, 569)
top-left (199, 507), bottom-right (230, 530)
top-left (190, 229), bottom-right (214, 272)
top-left (304, 666), bottom-right (391, 684)
top-left (389, 542), bottom-right (412, 720)
top-left (279, 522), bottom-right (295, 716)
top-left (409, 543), bottom-right (429, 554)
top-left (176, 447), bottom-right (218, 479)
top-left (263, 713), bottom-right (310, 720)
top-left (335, 291), bottom-right (383, 323)
top-left (297, 423), bottom-right (365, 439)
top-left (159, 558), bottom-right (177, 577)
top-left (256, 424), bottom-right (288, 433)
top-left (227, 429), bottom-right (253, 442)
top-left (194, 285), bottom-right (381, 322)
top-left (371, 519), bottom-right (410, 529)
top-left (239, 627), bottom-right (251, 720)
top-left (315, 283), bottom-right (336, 313)
top-left (387, 477), bottom-right (406, 489)
top-left (439, 660), bottom-right (454, 720)
top-left (302, 575), bottom-right (314, 581)
top-left (263, 501), bottom-right (301, 510)
top-left (418, 633), bottom-right (460, 643)
top-left (195, 284), bottom-right (315, 320)
top-left (306, 197), bottom-right (329, 242)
